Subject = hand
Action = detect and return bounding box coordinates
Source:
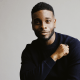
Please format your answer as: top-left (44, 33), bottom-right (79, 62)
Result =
top-left (50, 44), bottom-right (69, 61)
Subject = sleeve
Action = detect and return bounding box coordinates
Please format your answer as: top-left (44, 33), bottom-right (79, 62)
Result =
top-left (20, 44), bottom-right (56, 80)
top-left (66, 39), bottom-right (80, 80)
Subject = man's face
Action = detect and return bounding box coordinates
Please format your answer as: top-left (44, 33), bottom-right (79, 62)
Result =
top-left (32, 10), bottom-right (56, 41)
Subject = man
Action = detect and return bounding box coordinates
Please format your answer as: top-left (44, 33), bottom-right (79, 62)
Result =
top-left (20, 2), bottom-right (80, 80)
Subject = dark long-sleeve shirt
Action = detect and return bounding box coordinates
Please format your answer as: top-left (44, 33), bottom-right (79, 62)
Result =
top-left (20, 32), bottom-right (80, 80)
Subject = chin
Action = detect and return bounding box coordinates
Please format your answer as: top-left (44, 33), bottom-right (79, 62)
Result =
top-left (34, 29), bottom-right (55, 41)
top-left (38, 37), bottom-right (49, 41)
top-left (38, 35), bottom-right (53, 41)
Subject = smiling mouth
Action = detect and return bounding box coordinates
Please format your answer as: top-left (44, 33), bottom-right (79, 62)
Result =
top-left (40, 31), bottom-right (49, 35)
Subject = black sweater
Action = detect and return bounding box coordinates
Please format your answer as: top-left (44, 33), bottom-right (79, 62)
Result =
top-left (20, 32), bottom-right (80, 80)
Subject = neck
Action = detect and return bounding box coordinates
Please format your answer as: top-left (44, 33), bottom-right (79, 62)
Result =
top-left (46, 32), bottom-right (56, 45)
top-left (39, 32), bottom-right (56, 45)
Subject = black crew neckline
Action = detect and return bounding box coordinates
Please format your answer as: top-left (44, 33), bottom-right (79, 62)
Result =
top-left (37, 32), bottom-right (58, 49)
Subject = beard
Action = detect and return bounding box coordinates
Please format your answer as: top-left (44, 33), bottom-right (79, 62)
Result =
top-left (34, 28), bottom-right (55, 41)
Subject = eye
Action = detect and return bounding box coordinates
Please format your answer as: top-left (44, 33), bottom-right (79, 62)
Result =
top-left (46, 20), bottom-right (51, 24)
top-left (35, 21), bottom-right (40, 25)
top-left (34, 19), bottom-right (41, 25)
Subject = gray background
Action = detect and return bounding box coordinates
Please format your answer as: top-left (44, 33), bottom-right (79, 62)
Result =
top-left (0, 0), bottom-right (80, 80)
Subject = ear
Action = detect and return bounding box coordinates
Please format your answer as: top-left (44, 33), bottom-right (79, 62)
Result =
top-left (31, 21), bottom-right (34, 30)
top-left (54, 19), bottom-right (56, 28)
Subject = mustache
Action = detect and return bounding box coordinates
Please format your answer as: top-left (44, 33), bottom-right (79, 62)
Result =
top-left (39, 30), bottom-right (49, 33)
top-left (34, 30), bottom-right (49, 33)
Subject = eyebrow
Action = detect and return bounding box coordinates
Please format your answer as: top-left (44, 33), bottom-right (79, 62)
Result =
top-left (45, 17), bottom-right (51, 19)
top-left (33, 17), bottom-right (51, 21)
top-left (34, 18), bottom-right (40, 21)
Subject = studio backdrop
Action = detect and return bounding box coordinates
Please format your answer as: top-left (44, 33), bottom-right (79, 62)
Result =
top-left (0, 0), bottom-right (80, 80)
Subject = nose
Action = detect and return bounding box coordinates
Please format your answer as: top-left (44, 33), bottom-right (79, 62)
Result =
top-left (40, 22), bottom-right (47, 29)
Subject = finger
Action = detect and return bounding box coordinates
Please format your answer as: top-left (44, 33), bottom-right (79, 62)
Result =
top-left (64, 48), bottom-right (69, 54)
top-left (64, 51), bottom-right (69, 56)
top-left (64, 53), bottom-right (68, 56)
top-left (60, 44), bottom-right (63, 47)
top-left (65, 44), bottom-right (68, 46)
top-left (66, 49), bottom-right (69, 54)
top-left (64, 44), bottom-right (69, 48)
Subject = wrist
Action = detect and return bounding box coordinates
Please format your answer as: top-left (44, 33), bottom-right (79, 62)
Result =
top-left (50, 53), bottom-right (58, 62)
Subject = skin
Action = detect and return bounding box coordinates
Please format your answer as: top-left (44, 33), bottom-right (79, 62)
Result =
top-left (32, 10), bottom-right (69, 61)
top-left (32, 10), bottom-right (56, 45)
top-left (51, 44), bottom-right (69, 61)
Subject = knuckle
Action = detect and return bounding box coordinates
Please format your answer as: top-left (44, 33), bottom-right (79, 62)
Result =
top-left (60, 44), bottom-right (62, 46)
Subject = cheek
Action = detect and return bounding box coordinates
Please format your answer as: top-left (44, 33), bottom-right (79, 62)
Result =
top-left (32, 22), bottom-right (39, 30)
top-left (47, 23), bottom-right (54, 31)
top-left (32, 25), bottom-right (40, 31)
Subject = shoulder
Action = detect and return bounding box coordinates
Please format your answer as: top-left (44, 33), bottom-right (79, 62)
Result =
top-left (56, 32), bottom-right (80, 45)
top-left (56, 32), bottom-right (80, 61)
top-left (24, 39), bottom-right (38, 49)
top-left (21, 39), bottom-right (38, 58)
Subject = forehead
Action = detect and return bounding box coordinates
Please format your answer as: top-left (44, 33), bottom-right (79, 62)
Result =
top-left (32, 10), bottom-right (54, 19)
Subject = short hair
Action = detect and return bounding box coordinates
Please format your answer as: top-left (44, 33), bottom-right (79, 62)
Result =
top-left (31, 2), bottom-right (55, 17)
